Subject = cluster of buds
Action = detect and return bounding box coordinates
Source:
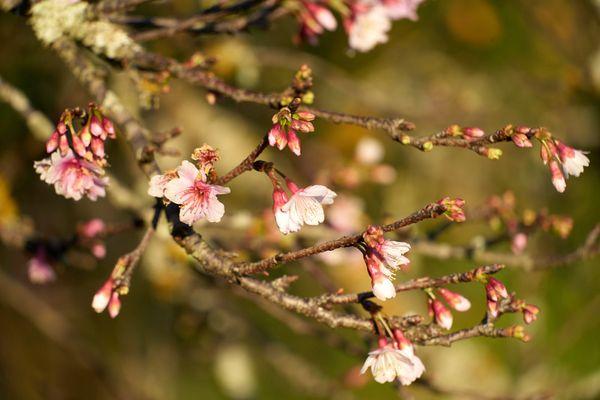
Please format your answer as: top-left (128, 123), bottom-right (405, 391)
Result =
top-left (148, 145), bottom-right (231, 226)
top-left (269, 168), bottom-right (336, 234)
top-left (507, 126), bottom-right (534, 148)
top-left (512, 298), bottom-right (541, 325)
top-left (361, 328), bottom-right (425, 385)
top-left (437, 197), bottom-right (466, 222)
top-left (92, 276), bottom-right (122, 319)
top-left (34, 104), bottom-right (116, 201)
top-left (46, 104), bottom-right (115, 165)
top-left (296, 0), bottom-right (337, 45)
top-left (268, 106), bottom-right (315, 156)
top-left (92, 256), bottom-right (132, 318)
top-left (361, 225), bottom-right (411, 300)
top-left (426, 287), bottom-right (471, 330)
top-left (484, 276), bottom-right (509, 318)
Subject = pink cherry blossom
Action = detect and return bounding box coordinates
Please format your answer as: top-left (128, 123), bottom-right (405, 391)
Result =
top-left (555, 140), bottom-right (590, 178)
top-left (382, 0), bottom-right (425, 20)
top-left (391, 329), bottom-right (426, 386)
top-left (163, 160), bottom-right (231, 225)
top-left (272, 187), bottom-right (301, 234)
top-left (347, 3), bottom-right (391, 52)
top-left (92, 278), bottom-right (113, 313)
top-left (34, 149), bottom-right (108, 201)
top-left (147, 171), bottom-right (177, 198)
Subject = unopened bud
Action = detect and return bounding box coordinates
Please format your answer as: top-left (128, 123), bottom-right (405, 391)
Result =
top-left (422, 141), bottom-right (433, 152)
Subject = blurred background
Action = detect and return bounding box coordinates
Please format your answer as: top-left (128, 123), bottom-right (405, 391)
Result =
top-left (0, 0), bottom-right (599, 398)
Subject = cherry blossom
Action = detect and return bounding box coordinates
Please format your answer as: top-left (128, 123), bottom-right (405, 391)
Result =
top-left (346, 3), bottom-right (391, 53)
top-left (162, 160), bottom-right (231, 225)
top-left (34, 150), bottom-right (108, 201)
top-left (555, 140), bottom-right (590, 178)
top-left (361, 337), bottom-right (423, 384)
top-left (272, 179), bottom-right (336, 234)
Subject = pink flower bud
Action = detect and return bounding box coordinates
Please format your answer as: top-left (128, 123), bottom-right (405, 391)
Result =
top-left (57, 121), bottom-right (67, 134)
top-left (437, 288), bottom-right (471, 312)
top-left (285, 178), bottom-right (300, 194)
top-left (59, 135), bottom-right (70, 156)
top-left (432, 299), bottom-right (453, 329)
top-left (71, 134), bottom-right (87, 157)
top-left (46, 131), bottom-right (60, 153)
top-left (296, 111), bottom-right (315, 121)
top-left (90, 115), bottom-right (104, 137)
top-left (102, 117), bottom-right (116, 138)
top-left (28, 253), bottom-right (56, 284)
top-left (268, 124), bottom-right (287, 150)
top-left (462, 127), bottom-right (485, 139)
top-left (80, 125), bottom-right (92, 147)
top-left (487, 298), bottom-right (498, 318)
top-left (549, 160), bottom-right (566, 193)
top-left (91, 137), bottom-right (105, 158)
top-left (488, 277), bottom-right (508, 298)
top-left (92, 278), bottom-right (113, 313)
top-left (485, 282), bottom-right (498, 302)
top-left (511, 133), bottom-right (533, 148)
top-left (108, 292), bottom-right (121, 318)
top-left (287, 129), bottom-right (302, 156)
top-left (305, 2), bottom-right (337, 31)
top-left (522, 304), bottom-right (539, 325)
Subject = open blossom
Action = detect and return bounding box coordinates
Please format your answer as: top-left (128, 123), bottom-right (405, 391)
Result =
top-left (157, 160), bottom-right (230, 226)
top-left (273, 179), bottom-right (336, 234)
top-left (555, 140), bottom-right (590, 178)
top-left (34, 150), bottom-right (108, 201)
top-left (382, 0), bottom-right (425, 20)
top-left (391, 329), bottom-right (426, 385)
top-left (361, 337), bottom-right (424, 385)
top-left (346, 3), bottom-right (391, 52)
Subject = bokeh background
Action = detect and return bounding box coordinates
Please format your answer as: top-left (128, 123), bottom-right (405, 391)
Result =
top-left (0, 0), bottom-right (599, 398)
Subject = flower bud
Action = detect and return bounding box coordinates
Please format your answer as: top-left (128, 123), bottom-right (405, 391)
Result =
top-left (488, 277), bottom-right (508, 299)
top-left (462, 127), bottom-right (485, 139)
top-left (90, 115), bottom-right (104, 137)
top-left (437, 288), bottom-right (471, 312)
top-left (549, 160), bottom-right (566, 193)
top-left (92, 278), bottom-right (113, 313)
top-left (432, 299), bottom-right (453, 329)
top-left (46, 130), bottom-right (60, 153)
top-left (487, 298), bottom-right (498, 318)
top-left (108, 292), bottom-right (121, 318)
top-left (485, 148), bottom-right (503, 160)
top-left (522, 304), bottom-right (540, 325)
top-left (511, 133), bottom-right (533, 148)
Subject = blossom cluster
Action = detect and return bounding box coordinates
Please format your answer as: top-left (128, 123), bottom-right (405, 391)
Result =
top-left (148, 145), bottom-right (231, 226)
top-left (361, 225), bottom-right (411, 300)
top-left (34, 104), bottom-right (115, 201)
top-left (295, 0), bottom-right (426, 52)
top-left (268, 108), bottom-right (315, 156)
